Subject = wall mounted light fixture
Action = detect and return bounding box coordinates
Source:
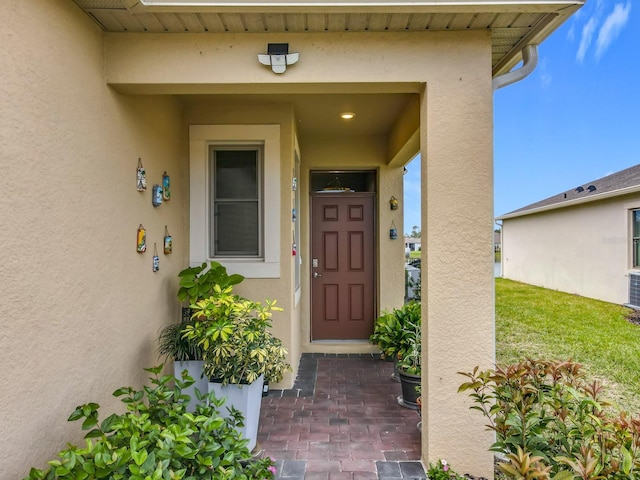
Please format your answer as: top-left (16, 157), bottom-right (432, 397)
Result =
top-left (258, 43), bottom-right (299, 74)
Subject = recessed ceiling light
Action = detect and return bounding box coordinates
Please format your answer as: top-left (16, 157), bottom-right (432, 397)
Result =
top-left (341, 112), bottom-right (355, 120)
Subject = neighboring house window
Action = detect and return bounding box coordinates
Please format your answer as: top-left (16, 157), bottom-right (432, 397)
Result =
top-left (210, 146), bottom-right (262, 257)
top-left (633, 209), bottom-right (640, 268)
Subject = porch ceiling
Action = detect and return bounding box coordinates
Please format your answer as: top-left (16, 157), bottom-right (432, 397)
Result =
top-left (182, 93), bottom-right (415, 136)
top-left (73, 0), bottom-right (584, 76)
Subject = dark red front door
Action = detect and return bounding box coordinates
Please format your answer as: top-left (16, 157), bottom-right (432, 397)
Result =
top-left (311, 193), bottom-right (375, 340)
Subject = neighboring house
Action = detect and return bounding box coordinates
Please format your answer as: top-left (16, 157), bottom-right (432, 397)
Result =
top-left (405, 237), bottom-right (422, 252)
top-left (0, 1), bottom-right (583, 477)
top-left (498, 163), bottom-right (640, 307)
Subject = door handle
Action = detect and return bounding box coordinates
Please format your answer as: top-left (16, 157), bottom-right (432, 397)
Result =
top-left (313, 272), bottom-right (322, 278)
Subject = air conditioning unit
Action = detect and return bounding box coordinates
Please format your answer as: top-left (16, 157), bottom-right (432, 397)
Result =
top-left (629, 273), bottom-right (640, 308)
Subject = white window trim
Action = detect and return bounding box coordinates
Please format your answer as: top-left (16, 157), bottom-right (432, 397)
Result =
top-left (190, 125), bottom-right (280, 278)
top-left (294, 137), bottom-right (302, 306)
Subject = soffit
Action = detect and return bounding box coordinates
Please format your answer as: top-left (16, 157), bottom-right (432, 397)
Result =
top-left (73, 0), bottom-right (584, 76)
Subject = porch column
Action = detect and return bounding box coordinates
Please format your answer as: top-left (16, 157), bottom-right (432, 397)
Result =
top-left (420, 78), bottom-right (495, 477)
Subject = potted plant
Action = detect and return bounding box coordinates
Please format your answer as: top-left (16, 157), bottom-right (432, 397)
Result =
top-left (157, 318), bottom-right (206, 411)
top-left (177, 261), bottom-right (244, 305)
top-left (370, 301), bottom-right (421, 381)
top-left (184, 288), bottom-right (291, 452)
top-left (158, 261), bottom-right (245, 410)
top-left (397, 318), bottom-right (421, 409)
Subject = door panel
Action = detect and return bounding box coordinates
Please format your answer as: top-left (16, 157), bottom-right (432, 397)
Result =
top-left (311, 194), bottom-right (375, 340)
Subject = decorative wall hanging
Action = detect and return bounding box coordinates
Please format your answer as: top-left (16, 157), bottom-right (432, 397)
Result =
top-left (390, 196), bottom-right (399, 210)
top-left (163, 226), bottom-right (172, 254)
top-left (390, 221), bottom-right (398, 240)
top-left (136, 224), bottom-right (147, 252)
top-left (152, 244), bottom-right (159, 272)
top-left (162, 172), bottom-right (171, 201)
top-left (136, 158), bottom-right (146, 191)
top-left (152, 184), bottom-right (163, 207)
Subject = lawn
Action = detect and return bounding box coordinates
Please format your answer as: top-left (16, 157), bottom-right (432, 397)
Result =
top-left (496, 278), bottom-right (640, 414)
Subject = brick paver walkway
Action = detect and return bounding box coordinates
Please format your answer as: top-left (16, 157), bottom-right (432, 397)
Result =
top-left (258, 354), bottom-right (424, 480)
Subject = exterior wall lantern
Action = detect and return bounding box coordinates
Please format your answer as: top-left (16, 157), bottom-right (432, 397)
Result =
top-left (390, 196), bottom-right (399, 210)
top-left (258, 43), bottom-right (299, 74)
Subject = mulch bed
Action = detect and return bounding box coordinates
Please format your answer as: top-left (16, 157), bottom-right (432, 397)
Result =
top-left (626, 309), bottom-right (640, 325)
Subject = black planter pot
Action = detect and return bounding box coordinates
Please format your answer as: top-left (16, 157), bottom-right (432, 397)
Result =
top-left (398, 369), bottom-right (421, 410)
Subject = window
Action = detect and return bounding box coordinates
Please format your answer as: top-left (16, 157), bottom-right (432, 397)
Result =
top-left (633, 209), bottom-right (640, 268)
top-left (190, 125), bottom-right (280, 278)
top-left (210, 147), bottom-right (262, 257)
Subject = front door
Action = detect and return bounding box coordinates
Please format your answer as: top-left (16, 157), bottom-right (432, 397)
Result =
top-left (311, 193), bottom-right (375, 340)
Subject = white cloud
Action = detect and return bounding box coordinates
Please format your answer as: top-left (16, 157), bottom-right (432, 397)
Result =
top-left (595, 2), bottom-right (631, 59)
top-left (576, 16), bottom-right (597, 62)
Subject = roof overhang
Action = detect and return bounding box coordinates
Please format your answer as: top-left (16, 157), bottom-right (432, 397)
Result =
top-left (74, 0), bottom-right (586, 76)
top-left (497, 185), bottom-right (640, 221)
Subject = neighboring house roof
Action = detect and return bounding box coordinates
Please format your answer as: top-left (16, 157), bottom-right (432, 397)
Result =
top-left (497, 163), bottom-right (640, 220)
top-left (73, 0), bottom-right (584, 76)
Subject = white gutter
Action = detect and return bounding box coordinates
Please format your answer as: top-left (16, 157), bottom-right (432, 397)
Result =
top-left (492, 44), bottom-right (538, 91)
top-left (497, 185), bottom-right (640, 221)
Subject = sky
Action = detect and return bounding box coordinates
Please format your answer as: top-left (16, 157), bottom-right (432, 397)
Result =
top-left (403, 0), bottom-right (638, 233)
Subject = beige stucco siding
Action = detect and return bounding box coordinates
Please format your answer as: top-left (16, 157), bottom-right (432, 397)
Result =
top-left (104, 31), bottom-right (486, 92)
top-left (420, 46), bottom-right (495, 476)
top-left (0, 2), bottom-right (187, 477)
top-left (502, 195), bottom-right (638, 304)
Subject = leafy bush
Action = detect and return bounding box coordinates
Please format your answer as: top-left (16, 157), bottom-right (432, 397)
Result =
top-left (184, 287), bottom-right (291, 385)
top-left (24, 366), bottom-right (275, 480)
top-left (177, 261), bottom-right (244, 305)
top-left (370, 301), bottom-right (421, 360)
top-left (459, 359), bottom-right (640, 480)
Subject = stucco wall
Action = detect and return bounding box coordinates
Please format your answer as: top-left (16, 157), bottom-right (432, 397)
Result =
top-left (419, 41), bottom-right (495, 476)
top-left (502, 195), bottom-right (639, 304)
top-left (0, 2), bottom-right (186, 477)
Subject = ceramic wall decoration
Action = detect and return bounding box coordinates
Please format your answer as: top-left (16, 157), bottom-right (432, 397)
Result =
top-left (164, 226), bottom-right (172, 254)
top-left (137, 225), bottom-right (146, 252)
top-left (162, 172), bottom-right (171, 201)
top-left (136, 158), bottom-right (146, 191)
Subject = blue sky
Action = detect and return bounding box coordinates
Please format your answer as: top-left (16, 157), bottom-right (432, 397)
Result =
top-left (404, 0), bottom-right (637, 232)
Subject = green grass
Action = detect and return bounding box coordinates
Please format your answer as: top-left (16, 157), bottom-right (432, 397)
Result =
top-left (496, 278), bottom-right (640, 413)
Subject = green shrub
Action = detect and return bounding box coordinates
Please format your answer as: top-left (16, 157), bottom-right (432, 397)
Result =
top-left (370, 301), bottom-right (421, 360)
top-left (24, 366), bottom-right (275, 480)
top-left (459, 359), bottom-right (640, 480)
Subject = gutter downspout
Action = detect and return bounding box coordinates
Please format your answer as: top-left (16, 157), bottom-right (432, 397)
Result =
top-left (492, 44), bottom-right (539, 91)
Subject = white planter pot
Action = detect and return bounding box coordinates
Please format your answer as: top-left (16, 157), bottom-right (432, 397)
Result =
top-left (174, 360), bottom-right (207, 412)
top-left (208, 375), bottom-right (264, 452)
